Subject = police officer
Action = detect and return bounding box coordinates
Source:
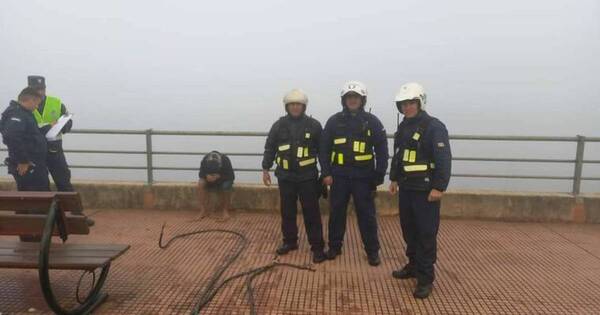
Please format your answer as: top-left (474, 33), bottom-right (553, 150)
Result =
top-left (1, 87), bottom-right (50, 241)
top-left (320, 81), bottom-right (389, 266)
top-left (262, 89), bottom-right (326, 263)
top-left (1, 87), bottom-right (49, 191)
top-left (389, 82), bottom-right (451, 299)
top-left (27, 76), bottom-right (74, 192)
top-left (27, 76), bottom-right (94, 226)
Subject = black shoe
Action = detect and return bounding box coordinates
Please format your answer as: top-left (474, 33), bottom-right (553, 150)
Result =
top-left (325, 248), bottom-right (341, 260)
top-left (85, 217), bottom-right (95, 227)
top-left (312, 250), bottom-right (327, 264)
top-left (413, 283), bottom-right (433, 299)
top-left (276, 243), bottom-right (298, 255)
top-left (367, 253), bottom-right (381, 266)
top-left (392, 265), bottom-right (416, 279)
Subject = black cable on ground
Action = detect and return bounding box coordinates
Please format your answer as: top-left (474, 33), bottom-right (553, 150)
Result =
top-left (158, 223), bottom-right (248, 315)
top-left (157, 222), bottom-right (316, 315)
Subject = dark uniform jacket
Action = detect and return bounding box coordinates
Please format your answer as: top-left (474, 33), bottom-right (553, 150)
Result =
top-left (319, 109), bottom-right (388, 184)
top-left (262, 114), bottom-right (322, 182)
top-left (0, 101), bottom-right (48, 170)
top-left (389, 111), bottom-right (451, 191)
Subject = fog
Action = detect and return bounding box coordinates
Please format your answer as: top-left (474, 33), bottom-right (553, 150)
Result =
top-left (1, 0), bottom-right (599, 192)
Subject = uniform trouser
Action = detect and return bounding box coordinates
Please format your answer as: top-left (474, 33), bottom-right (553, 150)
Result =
top-left (398, 189), bottom-right (440, 285)
top-left (11, 161), bottom-right (50, 242)
top-left (279, 179), bottom-right (325, 252)
top-left (328, 175), bottom-right (380, 255)
top-left (47, 148), bottom-right (73, 192)
top-left (11, 161), bottom-right (50, 192)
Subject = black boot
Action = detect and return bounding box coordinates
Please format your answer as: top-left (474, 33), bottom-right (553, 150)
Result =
top-left (325, 248), bottom-right (341, 260)
top-left (312, 250), bottom-right (327, 264)
top-left (392, 265), bottom-right (416, 279)
top-left (367, 252), bottom-right (381, 266)
top-left (276, 243), bottom-right (298, 255)
top-left (413, 282), bottom-right (433, 299)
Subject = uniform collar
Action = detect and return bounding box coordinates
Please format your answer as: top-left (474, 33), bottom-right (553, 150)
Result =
top-left (10, 100), bottom-right (28, 111)
top-left (286, 113), bottom-right (306, 121)
top-left (403, 111), bottom-right (429, 125)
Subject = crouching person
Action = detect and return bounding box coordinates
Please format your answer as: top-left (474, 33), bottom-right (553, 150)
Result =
top-left (197, 151), bottom-right (235, 221)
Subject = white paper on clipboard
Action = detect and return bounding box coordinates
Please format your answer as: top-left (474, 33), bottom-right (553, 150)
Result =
top-left (45, 114), bottom-right (73, 141)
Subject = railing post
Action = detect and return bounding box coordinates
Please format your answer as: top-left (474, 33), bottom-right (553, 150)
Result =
top-left (572, 135), bottom-right (585, 195)
top-left (145, 129), bottom-right (154, 185)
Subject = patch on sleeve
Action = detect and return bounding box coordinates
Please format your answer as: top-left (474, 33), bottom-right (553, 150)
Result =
top-left (10, 117), bottom-right (21, 122)
top-left (437, 142), bottom-right (445, 148)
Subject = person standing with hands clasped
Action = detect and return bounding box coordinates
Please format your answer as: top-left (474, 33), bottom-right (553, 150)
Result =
top-left (261, 89), bottom-right (326, 263)
top-left (319, 81), bottom-right (388, 266)
top-left (389, 82), bottom-right (452, 299)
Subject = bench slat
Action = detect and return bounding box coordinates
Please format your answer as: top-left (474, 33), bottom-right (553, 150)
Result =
top-left (0, 191), bottom-right (82, 213)
top-left (0, 241), bottom-right (127, 251)
top-left (0, 255), bottom-right (111, 270)
top-left (0, 242), bottom-right (130, 270)
top-left (0, 214), bottom-right (90, 236)
top-left (0, 248), bottom-right (127, 258)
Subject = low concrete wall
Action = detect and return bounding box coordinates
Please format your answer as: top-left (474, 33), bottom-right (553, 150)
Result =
top-left (0, 180), bottom-right (598, 223)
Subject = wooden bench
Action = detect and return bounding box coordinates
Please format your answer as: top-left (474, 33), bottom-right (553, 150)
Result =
top-left (0, 191), bottom-right (130, 315)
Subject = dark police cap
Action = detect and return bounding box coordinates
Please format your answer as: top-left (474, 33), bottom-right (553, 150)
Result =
top-left (27, 75), bottom-right (46, 89)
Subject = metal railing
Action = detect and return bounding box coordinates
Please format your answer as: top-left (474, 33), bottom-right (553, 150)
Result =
top-left (1, 129), bottom-right (599, 194)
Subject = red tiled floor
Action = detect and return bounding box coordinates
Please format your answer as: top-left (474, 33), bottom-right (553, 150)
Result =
top-left (1, 209), bottom-right (599, 314)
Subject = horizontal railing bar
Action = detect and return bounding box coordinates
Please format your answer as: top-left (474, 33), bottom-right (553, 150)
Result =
top-left (65, 149), bottom-right (147, 154)
top-left (0, 164), bottom-right (590, 180)
top-left (154, 167), bottom-right (263, 172)
top-left (583, 160), bottom-right (600, 164)
top-left (452, 174), bottom-right (573, 180)
top-left (69, 129), bottom-right (146, 135)
top-left (151, 151), bottom-right (263, 156)
top-left (150, 130), bottom-right (268, 137)
top-left (64, 129), bottom-right (589, 142)
top-left (3, 148), bottom-right (579, 164)
top-left (448, 135), bottom-right (578, 142)
top-left (69, 165), bottom-right (148, 170)
top-left (452, 157), bottom-right (574, 163)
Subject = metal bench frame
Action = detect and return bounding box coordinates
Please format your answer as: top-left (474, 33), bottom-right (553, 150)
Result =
top-left (0, 193), bottom-right (121, 315)
top-left (38, 198), bottom-right (111, 315)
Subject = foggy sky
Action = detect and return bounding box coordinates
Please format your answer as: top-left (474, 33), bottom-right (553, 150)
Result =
top-left (1, 0), bottom-right (599, 190)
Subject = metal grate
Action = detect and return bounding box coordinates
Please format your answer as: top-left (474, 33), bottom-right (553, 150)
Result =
top-left (1, 210), bottom-right (599, 314)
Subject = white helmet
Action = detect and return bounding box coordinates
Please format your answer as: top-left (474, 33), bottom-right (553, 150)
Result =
top-left (341, 80), bottom-right (367, 97)
top-left (341, 81), bottom-right (367, 107)
top-left (283, 89), bottom-right (308, 105)
top-left (395, 82), bottom-right (427, 112)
